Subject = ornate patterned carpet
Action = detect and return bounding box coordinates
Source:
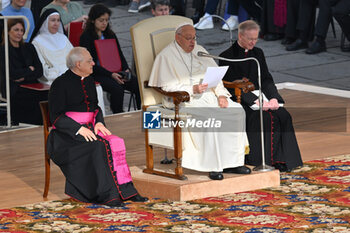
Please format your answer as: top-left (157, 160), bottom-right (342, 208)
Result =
top-left (1, 154), bottom-right (350, 233)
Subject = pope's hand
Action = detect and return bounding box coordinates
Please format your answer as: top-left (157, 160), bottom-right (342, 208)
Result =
top-left (193, 83), bottom-right (208, 94)
top-left (78, 126), bottom-right (97, 142)
top-left (94, 122), bottom-right (111, 136)
top-left (218, 96), bottom-right (228, 108)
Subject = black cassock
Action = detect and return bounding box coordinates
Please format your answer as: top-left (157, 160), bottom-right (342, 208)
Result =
top-left (219, 41), bottom-right (303, 171)
top-left (47, 69), bottom-right (138, 204)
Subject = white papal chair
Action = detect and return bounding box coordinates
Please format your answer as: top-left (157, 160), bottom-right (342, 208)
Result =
top-left (130, 15), bottom-right (254, 180)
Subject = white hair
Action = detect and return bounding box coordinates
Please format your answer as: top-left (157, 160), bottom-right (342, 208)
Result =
top-left (66, 47), bottom-right (87, 69)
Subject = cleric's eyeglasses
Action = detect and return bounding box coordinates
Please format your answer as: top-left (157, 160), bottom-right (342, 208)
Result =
top-left (243, 35), bottom-right (259, 42)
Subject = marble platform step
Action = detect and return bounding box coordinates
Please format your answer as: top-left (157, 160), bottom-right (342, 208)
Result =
top-left (131, 165), bottom-right (280, 201)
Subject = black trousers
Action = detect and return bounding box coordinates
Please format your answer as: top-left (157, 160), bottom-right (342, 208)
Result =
top-left (285, 0), bottom-right (315, 40)
top-left (236, 0), bottom-right (262, 21)
top-left (205, 0), bottom-right (239, 15)
top-left (170, 0), bottom-right (186, 16)
top-left (192, 0), bottom-right (205, 13)
top-left (332, 0), bottom-right (350, 41)
top-left (297, 0), bottom-right (332, 41)
top-left (94, 74), bottom-right (141, 114)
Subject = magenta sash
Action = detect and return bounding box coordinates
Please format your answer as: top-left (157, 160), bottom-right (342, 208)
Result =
top-left (65, 111), bottom-right (132, 185)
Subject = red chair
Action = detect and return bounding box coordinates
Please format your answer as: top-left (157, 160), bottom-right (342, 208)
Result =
top-left (94, 39), bottom-right (122, 73)
top-left (94, 39), bottom-right (136, 111)
top-left (68, 21), bottom-right (84, 47)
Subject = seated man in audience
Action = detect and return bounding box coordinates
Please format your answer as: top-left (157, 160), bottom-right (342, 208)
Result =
top-left (332, 0), bottom-right (350, 52)
top-left (149, 23), bottom-right (250, 180)
top-left (48, 47), bottom-right (148, 207)
top-left (219, 20), bottom-right (303, 172)
top-left (286, 0), bottom-right (335, 54)
top-left (1, 0), bottom-right (35, 42)
top-left (151, 0), bottom-right (170, 16)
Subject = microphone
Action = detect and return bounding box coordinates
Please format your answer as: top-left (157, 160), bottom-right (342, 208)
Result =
top-left (198, 51), bottom-right (274, 172)
top-left (197, 51), bottom-right (213, 58)
top-left (197, 51), bottom-right (260, 65)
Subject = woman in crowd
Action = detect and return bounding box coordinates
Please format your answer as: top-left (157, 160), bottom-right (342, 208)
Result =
top-left (41, 0), bottom-right (88, 31)
top-left (80, 4), bottom-right (141, 114)
top-left (0, 18), bottom-right (47, 125)
top-left (30, 8), bottom-right (73, 85)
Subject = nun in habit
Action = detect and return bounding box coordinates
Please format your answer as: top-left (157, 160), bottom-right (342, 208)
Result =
top-left (30, 9), bottom-right (105, 114)
top-left (30, 9), bottom-right (73, 85)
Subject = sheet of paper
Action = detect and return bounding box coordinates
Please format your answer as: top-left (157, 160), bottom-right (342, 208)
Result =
top-left (202, 66), bottom-right (229, 89)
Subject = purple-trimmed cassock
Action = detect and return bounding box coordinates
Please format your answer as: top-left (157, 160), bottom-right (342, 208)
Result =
top-left (47, 69), bottom-right (138, 205)
top-left (219, 41), bottom-right (303, 171)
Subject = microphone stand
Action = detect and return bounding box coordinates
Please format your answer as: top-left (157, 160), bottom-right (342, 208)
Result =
top-left (198, 52), bottom-right (274, 172)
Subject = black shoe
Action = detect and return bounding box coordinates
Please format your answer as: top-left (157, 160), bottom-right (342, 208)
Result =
top-left (209, 172), bottom-right (224, 180)
top-left (264, 33), bottom-right (283, 41)
top-left (223, 166), bottom-right (251, 174)
top-left (129, 194), bottom-right (148, 202)
top-left (341, 46), bottom-right (350, 52)
top-left (281, 37), bottom-right (296, 45)
top-left (105, 200), bottom-right (125, 207)
top-left (273, 163), bottom-right (291, 172)
top-left (305, 40), bottom-right (326, 54)
top-left (286, 39), bottom-right (308, 51)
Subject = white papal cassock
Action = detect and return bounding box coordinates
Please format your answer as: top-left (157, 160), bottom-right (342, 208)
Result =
top-left (148, 41), bottom-right (249, 172)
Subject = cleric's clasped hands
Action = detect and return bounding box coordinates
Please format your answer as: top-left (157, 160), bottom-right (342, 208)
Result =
top-left (78, 122), bottom-right (112, 142)
top-left (255, 98), bottom-right (279, 111)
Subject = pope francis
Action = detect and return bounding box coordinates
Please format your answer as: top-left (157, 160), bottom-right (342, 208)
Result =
top-left (148, 23), bottom-right (251, 180)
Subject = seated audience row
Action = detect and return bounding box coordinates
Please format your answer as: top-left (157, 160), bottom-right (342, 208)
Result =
top-left (193, 0), bottom-right (349, 54)
top-left (1, 3), bottom-right (142, 125)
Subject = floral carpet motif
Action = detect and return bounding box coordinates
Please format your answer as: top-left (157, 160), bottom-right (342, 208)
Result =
top-left (1, 154), bottom-right (350, 232)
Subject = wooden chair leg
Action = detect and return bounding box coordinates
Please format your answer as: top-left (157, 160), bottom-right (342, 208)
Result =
top-left (43, 155), bottom-right (50, 198)
top-left (40, 101), bottom-right (51, 198)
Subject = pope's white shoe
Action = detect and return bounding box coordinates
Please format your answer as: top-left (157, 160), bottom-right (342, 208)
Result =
top-left (194, 15), bottom-right (214, 30)
top-left (222, 15), bottom-right (239, 31)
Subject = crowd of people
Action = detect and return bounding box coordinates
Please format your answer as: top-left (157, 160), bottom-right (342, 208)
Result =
top-left (0, 0), bottom-right (348, 206)
top-left (194, 0), bottom-right (349, 54)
